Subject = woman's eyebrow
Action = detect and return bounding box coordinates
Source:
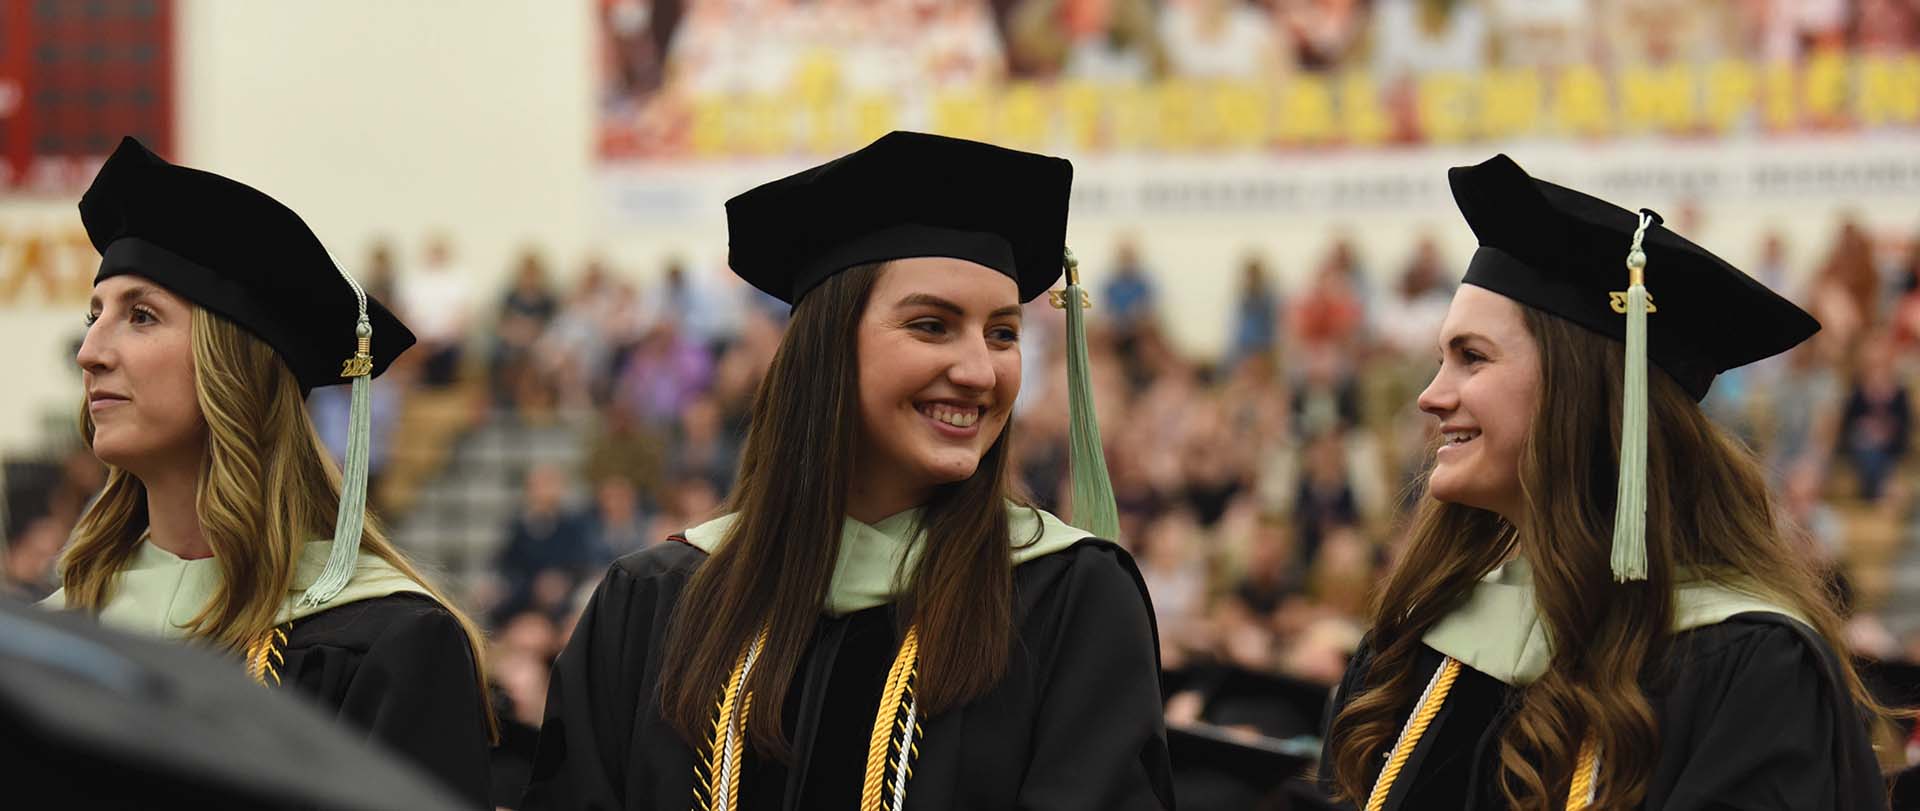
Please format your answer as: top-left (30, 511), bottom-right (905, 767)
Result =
top-left (88, 285), bottom-right (155, 311)
top-left (895, 293), bottom-right (1022, 320)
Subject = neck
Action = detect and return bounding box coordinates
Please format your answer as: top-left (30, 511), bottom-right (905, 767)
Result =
top-left (141, 465), bottom-right (211, 560)
top-left (846, 460), bottom-right (928, 525)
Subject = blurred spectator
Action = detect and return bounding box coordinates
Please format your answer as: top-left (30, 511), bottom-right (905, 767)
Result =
top-left (1160, 0), bottom-right (1280, 79)
top-left (1137, 508), bottom-right (1211, 671)
top-left (492, 248), bottom-right (561, 406)
top-left (1102, 238), bottom-right (1160, 333)
top-left (648, 476), bottom-right (723, 541)
top-left (613, 321), bottom-right (715, 428)
top-left (1371, 0), bottom-right (1490, 78)
top-left (1855, 0), bottom-right (1920, 52)
top-left (361, 238), bottom-right (402, 308)
top-left (1372, 234), bottom-right (1452, 358)
top-left (1765, 343), bottom-right (1843, 484)
top-left (1838, 334), bottom-right (1911, 502)
top-left (669, 395), bottom-right (740, 497)
top-left (583, 405), bottom-right (670, 510)
top-left (1760, 0), bottom-right (1852, 62)
top-left (1291, 343), bottom-right (1360, 437)
top-left (1292, 431), bottom-right (1359, 566)
top-left (539, 259), bottom-right (621, 408)
top-left (1806, 215), bottom-right (1881, 354)
top-left (1890, 234), bottom-right (1920, 350)
top-left (1007, 0), bottom-right (1166, 80)
top-left (1483, 0), bottom-right (1593, 68)
top-left (1271, 0), bottom-right (1368, 71)
top-left (1210, 515), bottom-right (1303, 671)
top-left (654, 257), bottom-right (743, 354)
top-left (4, 465), bottom-right (65, 601)
top-left (493, 465), bottom-right (605, 621)
top-left (399, 233), bottom-right (477, 389)
top-left (1225, 253), bottom-right (1281, 368)
top-left (1291, 238), bottom-right (1366, 352)
top-left (1754, 230), bottom-right (1793, 293)
top-left (584, 475), bottom-right (651, 559)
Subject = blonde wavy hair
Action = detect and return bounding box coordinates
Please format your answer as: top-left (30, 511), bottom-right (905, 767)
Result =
top-left (61, 306), bottom-right (495, 735)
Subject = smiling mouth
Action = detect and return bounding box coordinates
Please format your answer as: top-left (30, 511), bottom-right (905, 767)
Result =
top-left (1441, 430), bottom-right (1479, 448)
top-left (918, 402), bottom-right (984, 429)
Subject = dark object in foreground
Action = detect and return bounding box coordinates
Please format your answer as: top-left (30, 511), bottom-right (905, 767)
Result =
top-left (0, 598), bottom-right (465, 810)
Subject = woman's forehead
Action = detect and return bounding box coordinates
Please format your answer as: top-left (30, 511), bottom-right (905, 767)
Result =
top-left (873, 257), bottom-right (1021, 309)
top-left (90, 274), bottom-right (186, 307)
top-left (1438, 284), bottom-right (1531, 346)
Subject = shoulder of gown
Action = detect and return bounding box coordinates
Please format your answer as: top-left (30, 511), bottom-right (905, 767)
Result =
top-left (1649, 611), bottom-right (1886, 811)
top-left (282, 593), bottom-right (493, 809)
top-left (1006, 538), bottom-right (1175, 811)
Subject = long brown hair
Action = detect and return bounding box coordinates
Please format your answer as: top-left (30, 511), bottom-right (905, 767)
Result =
top-left (61, 307), bottom-right (497, 738)
top-left (1327, 303), bottom-right (1882, 809)
top-left (659, 262), bottom-right (1025, 758)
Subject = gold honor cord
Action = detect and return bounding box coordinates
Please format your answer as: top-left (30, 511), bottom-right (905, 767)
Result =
top-left (860, 626), bottom-right (922, 811)
top-left (696, 627), bottom-right (767, 811)
top-left (245, 625), bottom-right (289, 686)
top-left (1365, 657), bottom-right (1602, 810)
top-left (695, 625), bottom-right (924, 811)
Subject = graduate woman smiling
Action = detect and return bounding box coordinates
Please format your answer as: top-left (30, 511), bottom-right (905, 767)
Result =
top-left (1320, 155), bottom-right (1889, 810)
top-left (522, 132), bottom-right (1173, 811)
top-left (47, 138), bottom-right (494, 806)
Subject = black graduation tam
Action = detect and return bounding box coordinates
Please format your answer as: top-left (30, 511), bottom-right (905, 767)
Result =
top-left (725, 130), bottom-right (1073, 305)
top-left (0, 598), bottom-right (465, 810)
top-left (1449, 154), bottom-right (1818, 401)
top-left (1194, 667), bottom-right (1331, 740)
top-left (1168, 722), bottom-right (1316, 809)
top-left (79, 136), bottom-right (414, 393)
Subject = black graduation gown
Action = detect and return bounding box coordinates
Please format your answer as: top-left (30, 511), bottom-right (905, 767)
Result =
top-left (1320, 613), bottom-right (1885, 810)
top-left (522, 538), bottom-right (1175, 810)
top-left (269, 593), bottom-right (493, 808)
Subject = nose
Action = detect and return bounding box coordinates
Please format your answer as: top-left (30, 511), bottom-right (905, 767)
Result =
top-left (1416, 366), bottom-right (1455, 419)
top-left (946, 334), bottom-right (996, 392)
top-left (75, 320), bottom-right (113, 376)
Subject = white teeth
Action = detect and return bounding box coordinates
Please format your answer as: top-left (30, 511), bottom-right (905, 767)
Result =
top-left (1444, 431), bottom-right (1479, 445)
top-left (922, 404), bottom-right (980, 428)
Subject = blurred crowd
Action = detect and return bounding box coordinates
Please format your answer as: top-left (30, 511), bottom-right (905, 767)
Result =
top-left (7, 212), bottom-right (1920, 778)
top-left (599, 0), bottom-right (1920, 102)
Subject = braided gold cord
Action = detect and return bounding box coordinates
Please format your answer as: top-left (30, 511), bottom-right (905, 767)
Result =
top-left (1364, 657), bottom-right (1460, 811)
top-left (860, 626), bottom-right (921, 811)
top-left (1365, 657), bottom-right (1606, 811)
top-left (1567, 734), bottom-right (1601, 809)
top-left (245, 626), bottom-right (288, 686)
top-left (696, 627), bottom-right (766, 811)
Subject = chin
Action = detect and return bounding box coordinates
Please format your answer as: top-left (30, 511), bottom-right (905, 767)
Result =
top-left (915, 453), bottom-right (983, 485)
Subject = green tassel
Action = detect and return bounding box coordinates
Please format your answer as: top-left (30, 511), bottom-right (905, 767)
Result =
top-left (299, 318), bottom-right (374, 608)
top-left (1611, 254), bottom-right (1650, 582)
top-left (1060, 250), bottom-right (1120, 541)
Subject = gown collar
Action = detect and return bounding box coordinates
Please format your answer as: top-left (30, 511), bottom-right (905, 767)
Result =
top-left (1422, 557), bottom-right (1808, 686)
top-left (45, 539), bottom-right (431, 639)
top-left (681, 501), bottom-right (1094, 616)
